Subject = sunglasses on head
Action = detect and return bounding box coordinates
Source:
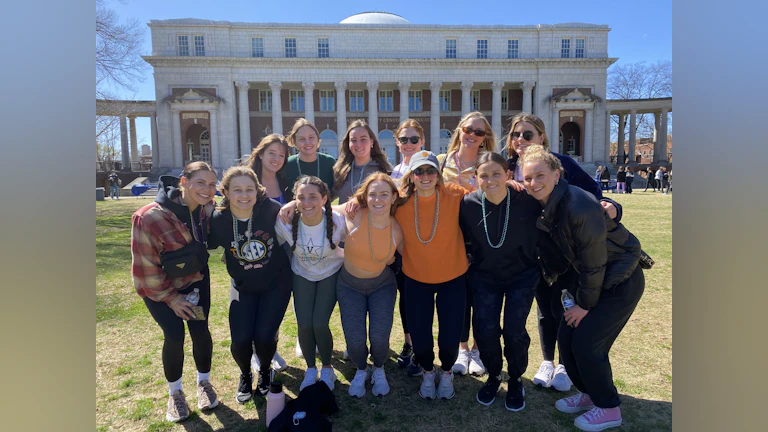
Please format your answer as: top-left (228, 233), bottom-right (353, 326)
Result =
top-left (511, 130), bottom-right (536, 141)
top-left (461, 126), bottom-right (487, 137)
top-left (397, 136), bottom-right (421, 144)
top-left (413, 167), bottom-right (439, 177)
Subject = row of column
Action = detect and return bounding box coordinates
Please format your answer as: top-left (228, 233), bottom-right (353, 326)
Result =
top-left (119, 113), bottom-right (159, 171)
top-left (236, 80), bottom-right (536, 150)
top-left (608, 109), bottom-right (669, 163)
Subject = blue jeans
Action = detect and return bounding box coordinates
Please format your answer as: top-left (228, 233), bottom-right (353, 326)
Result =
top-left (109, 185), bottom-right (120, 199)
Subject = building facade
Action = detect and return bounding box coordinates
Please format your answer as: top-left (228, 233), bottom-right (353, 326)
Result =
top-left (143, 12), bottom-right (618, 172)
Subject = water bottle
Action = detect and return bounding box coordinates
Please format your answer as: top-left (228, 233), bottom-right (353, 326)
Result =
top-left (266, 381), bottom-right (286, 427)
top-left (186, 288), bottom-right (204, 320)
top-left (186, 288), bottom-right (200, 305)
top-left (561, 289), bottom-right (576, 327)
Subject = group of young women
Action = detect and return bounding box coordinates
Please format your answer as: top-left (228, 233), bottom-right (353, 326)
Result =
top-left (131, 111), bottom-right (645, 431)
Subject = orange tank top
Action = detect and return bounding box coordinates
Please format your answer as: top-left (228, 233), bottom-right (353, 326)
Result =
top-left (344, 211), bottom-right (396, 274)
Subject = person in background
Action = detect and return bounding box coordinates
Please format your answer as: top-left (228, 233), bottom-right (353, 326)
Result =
top-left (655, 168), bottom-right (663, 193)
top-left (664, 169), bottom-right (672, 194)
top-left (625, 168), bottom-right (634, 194)
top-left (108, 171), bottom-right (121, 200)
top-left (615, 167), bottom-right (626, 194)
top-left (644, 167), bottom-right (655, 192)
top-left (599, 166), bottom-right (611, 192)
top-left (283, 118), bottom-right (337, 201)
top-left (130, 162), bottom-right (219, 423)
top-left (594, 166), bottom-right (602, 183)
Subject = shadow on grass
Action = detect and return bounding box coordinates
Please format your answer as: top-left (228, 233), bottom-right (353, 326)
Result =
top-left (195, 401), bottom-right (264, 432)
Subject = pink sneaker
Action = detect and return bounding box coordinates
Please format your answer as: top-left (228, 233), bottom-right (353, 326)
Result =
top-left (574, 407), bottom-right (622, 431)
top-left (555, 392), bottom-right (596, 414)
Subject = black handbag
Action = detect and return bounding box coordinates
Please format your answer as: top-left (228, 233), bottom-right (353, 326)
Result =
top-left (638, 249), bottom-right (655, 270)
top-left (160, 241), bottom-right (209, 278)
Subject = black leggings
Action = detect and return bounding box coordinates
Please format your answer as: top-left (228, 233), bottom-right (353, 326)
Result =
top-left (392, 251), bottom-right (408, 335)
top-left (229, 272), bottom-right (292, 376)
top-left (143, 268), bottom-right (212, 382)
top-left (535, 267), bottom-right (578, 363)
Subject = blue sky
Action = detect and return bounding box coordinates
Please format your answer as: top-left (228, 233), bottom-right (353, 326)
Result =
top-left (107, 0), bottom-right (671, 148)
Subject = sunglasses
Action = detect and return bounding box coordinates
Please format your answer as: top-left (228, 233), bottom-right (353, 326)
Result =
top-left (511, 130), bottom-right (536, 141)
top-left (413, 167), bottom-right (439, 177)
top-left (397, 136), bottom-right (421, 144)
top-left (461, 126), bottom-right (487, 137)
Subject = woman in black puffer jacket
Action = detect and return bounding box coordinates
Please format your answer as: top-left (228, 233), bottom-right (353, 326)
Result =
top-left (520, 145), bottom-right (644, 432)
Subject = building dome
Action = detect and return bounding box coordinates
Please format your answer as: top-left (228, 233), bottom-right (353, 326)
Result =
top-left (340, 12), bottom-right (410, 25)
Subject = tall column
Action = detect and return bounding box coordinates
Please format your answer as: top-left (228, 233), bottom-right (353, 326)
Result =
top-left (584, 108), bottom-right (594, 163)
top-left (657, 108), bottom-right (669, 162)
top-left (235, 80), bottom-right (252, 160)
top-left (550, 105), bottom-right (560, 153)
top-left (209, 108), bottom-right (220, 168)
top-left (120, 114), bottom-right (130, 171)
top-left (129, 116), bottom-right (138, 166)
top-left (429, 81), bottom-right (442, 152)
top-left (608, 111), bottom-right (621, 163)
top-left (461, 81), bottom-right (473, 117)
top-left (491, 81), bottom-right (504, 143)
top-left (521, 81), bottom-right (535, 114)
top-left (150, 112), bottom-right (159, 169)
top-left (398, 81), bottom-right (410, 124)
top-left (302, 81), bottom-right (315, 124)
top-left (367, 81), bottom-right (379, 136)
top-left (269, 80), bottom-right (283, 135)
top-left (618, 114), bottom-right (627, 163)
top-left (628, 109), bottom-right (637, 163)
top-left (334, 81), bottom-right (347, 136)
top-left (170, 109), bottom-right (183, 168)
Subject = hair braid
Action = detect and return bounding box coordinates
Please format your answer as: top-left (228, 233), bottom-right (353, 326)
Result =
top-left (324, 199), bottom-right (336, 250)
top-left (290, 212), bottom-right (300, 251)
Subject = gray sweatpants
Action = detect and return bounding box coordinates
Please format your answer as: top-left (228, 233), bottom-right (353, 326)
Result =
top-left (336, 266), bottom-right (397, 370)
top-left (293, 271), bottom-right (340, 368)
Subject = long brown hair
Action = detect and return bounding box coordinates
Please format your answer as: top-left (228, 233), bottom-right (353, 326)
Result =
top-left (332, 119), bottom-right (392, 195)
top-left (351, 172), bottom-right (400, 216)
top-left (243, 134), bottom-right (290, 184)
top-left (285, 118), bottom-right (321, 150)
top-left (290, 176), bottom-right (336, 251)
top-left (217, 166), bottom-right (268, 211)
top-left (505, 113), bottom-right (550, 158)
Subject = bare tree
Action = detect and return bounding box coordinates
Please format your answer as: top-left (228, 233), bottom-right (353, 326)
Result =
top-left (607, 60), bottom-right (672, 140)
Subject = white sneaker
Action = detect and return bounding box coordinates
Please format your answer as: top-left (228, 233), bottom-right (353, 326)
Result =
top-left (468, 349), bottom-right (486, 376)
top-left (251, 353), bottom-right (261, 374)
top-left (300, 367), bottom-right (318, 391)
top-left (551, 364), bottom-right (573, 392)
top-left (452, 349), bottom-right (470, 375)
top-left (419, 368), bottom-right (437, 400)
top-left (295, 340), bottom-right (303, 358)
top-left (271, 351), bottom-right (288, 371)
top-left (370, 367), bottom-right (390, 396)
top-left (342, 349), bottom-right (349, 360)
top-left (436, 370), bottom-right (455, 400)
top-left (532, 361), bottom-right (555, 388)
top-left (348, 369), bottom-right (368, 398)
top-left (320, 366), bottom-right (338, 391)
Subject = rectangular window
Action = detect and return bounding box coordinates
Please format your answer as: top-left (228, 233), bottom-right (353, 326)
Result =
top-left (439, 90), bottom-right (451, 111)
top-left (445, 39), bottom-right (457, 58)
top-left (379, 90), bottom-right (393, 112)
top-left (561, 38), bottom-right (571, 58)
top-left (251, 38), bottom-right (264, 57)
top-left (575, 38), bottom-right (585, 58)
top-left (285, 37), bottom-right (297, 58)
top-left (501, 90), bottom-right (508, 111)
top-left (317, 38), bottom-right (329, 58)
top-left (477, 39), bottom-right (488, 59)
top-left (178, 35), bottom-right (189, 56)
top-left (259, 90), bottom-right (272, 112)
top-left (507, 39), bottom-right (519, 59)
top-left (319, 90), bottom-right (335, 112)
top-left (289, 90), bottom-right (305, 112)
top-left (194, 35), bottom-right (205, 56)
top-left (408, 90), bottom-right (422, 112)
top-left (349, 90), bottom-right (364, 112)
top-left (471, 90), bottom-right (480, 111)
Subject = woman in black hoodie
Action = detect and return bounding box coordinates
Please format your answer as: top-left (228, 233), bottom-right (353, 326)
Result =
top-left (521, 146), bottom-right (644, 432)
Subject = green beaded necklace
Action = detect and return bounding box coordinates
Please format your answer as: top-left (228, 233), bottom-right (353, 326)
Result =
top-left (480, 187), bottom-right (510, 249)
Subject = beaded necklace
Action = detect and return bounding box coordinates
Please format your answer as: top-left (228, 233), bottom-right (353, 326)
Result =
top-left (481, 188), bottom-right (511, 249)
top-left (231, 211), bottom-right (254, 265)
top-left (349, 159), bottom-right (372, 192)
top-left (297, 155), bottom-right (320, 178)
top-left (367, 211), bottom-right (393, 264)
top-left (298, 216), bottom-right (326, 266)
top-left (177, 195), bottom-right (205, 245)
top-left (413, 190), bottom-right (439, 245)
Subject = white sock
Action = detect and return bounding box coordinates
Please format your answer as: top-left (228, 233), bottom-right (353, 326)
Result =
top-left (542, 360), bottom-right (554, 366)
top-left (197, 371), bottom-right (210, 385)
top-left (168, 378), bottom-right (183, 395)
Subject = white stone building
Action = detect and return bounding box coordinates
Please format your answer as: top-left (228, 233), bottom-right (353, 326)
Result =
top-left (143, 11), bottom-right (619, 172)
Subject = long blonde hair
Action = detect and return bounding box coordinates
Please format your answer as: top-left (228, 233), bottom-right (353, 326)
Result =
top-left (332, 119), bottom-right (392, 194)
top-left (445, 111), bottom-right (496, 157)
top-left (505, 113), bottom-right (550, 158)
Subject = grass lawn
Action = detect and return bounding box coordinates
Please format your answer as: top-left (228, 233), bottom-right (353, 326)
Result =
top-left (96, 190), bottom-right (672, 432)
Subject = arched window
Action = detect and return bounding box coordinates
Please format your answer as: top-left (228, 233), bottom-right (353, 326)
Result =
top-left (319, 129), bottom-right (338, 158)
top-left (320, 130), bottom-right (337, 140)
top-left (437, 129), bottom-right (453, 155)
top-left (378, 130), bottom-right (397, 165)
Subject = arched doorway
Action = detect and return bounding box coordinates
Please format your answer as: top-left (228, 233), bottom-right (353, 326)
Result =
top-left (319, 129), bottom-right (338, 158)
top-left (561, 122), bottom-right (581, 156)
top-left (184, 124), bottom-right (210, 165)
top-left (378, 129), bottom-right (397, 165)
top-left (437, 129), bottom-right (453, 155)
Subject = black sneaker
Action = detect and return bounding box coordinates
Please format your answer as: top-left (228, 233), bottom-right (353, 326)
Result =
top-left (256, 367), bottom-right (272, 396)
top-left (236, 372), bottom-right (253, 404)
top-left (397, 343), bottom-right (413, 368)
top-left (505, 378), bottom-right (526, 412)
top-left (476, 375), bottom-right (502, 406)
top-left (406, 355), bottom-right (424, 377)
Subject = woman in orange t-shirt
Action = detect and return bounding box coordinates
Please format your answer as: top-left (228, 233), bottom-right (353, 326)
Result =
top-left (394, 150), bottom-right (469, 401)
